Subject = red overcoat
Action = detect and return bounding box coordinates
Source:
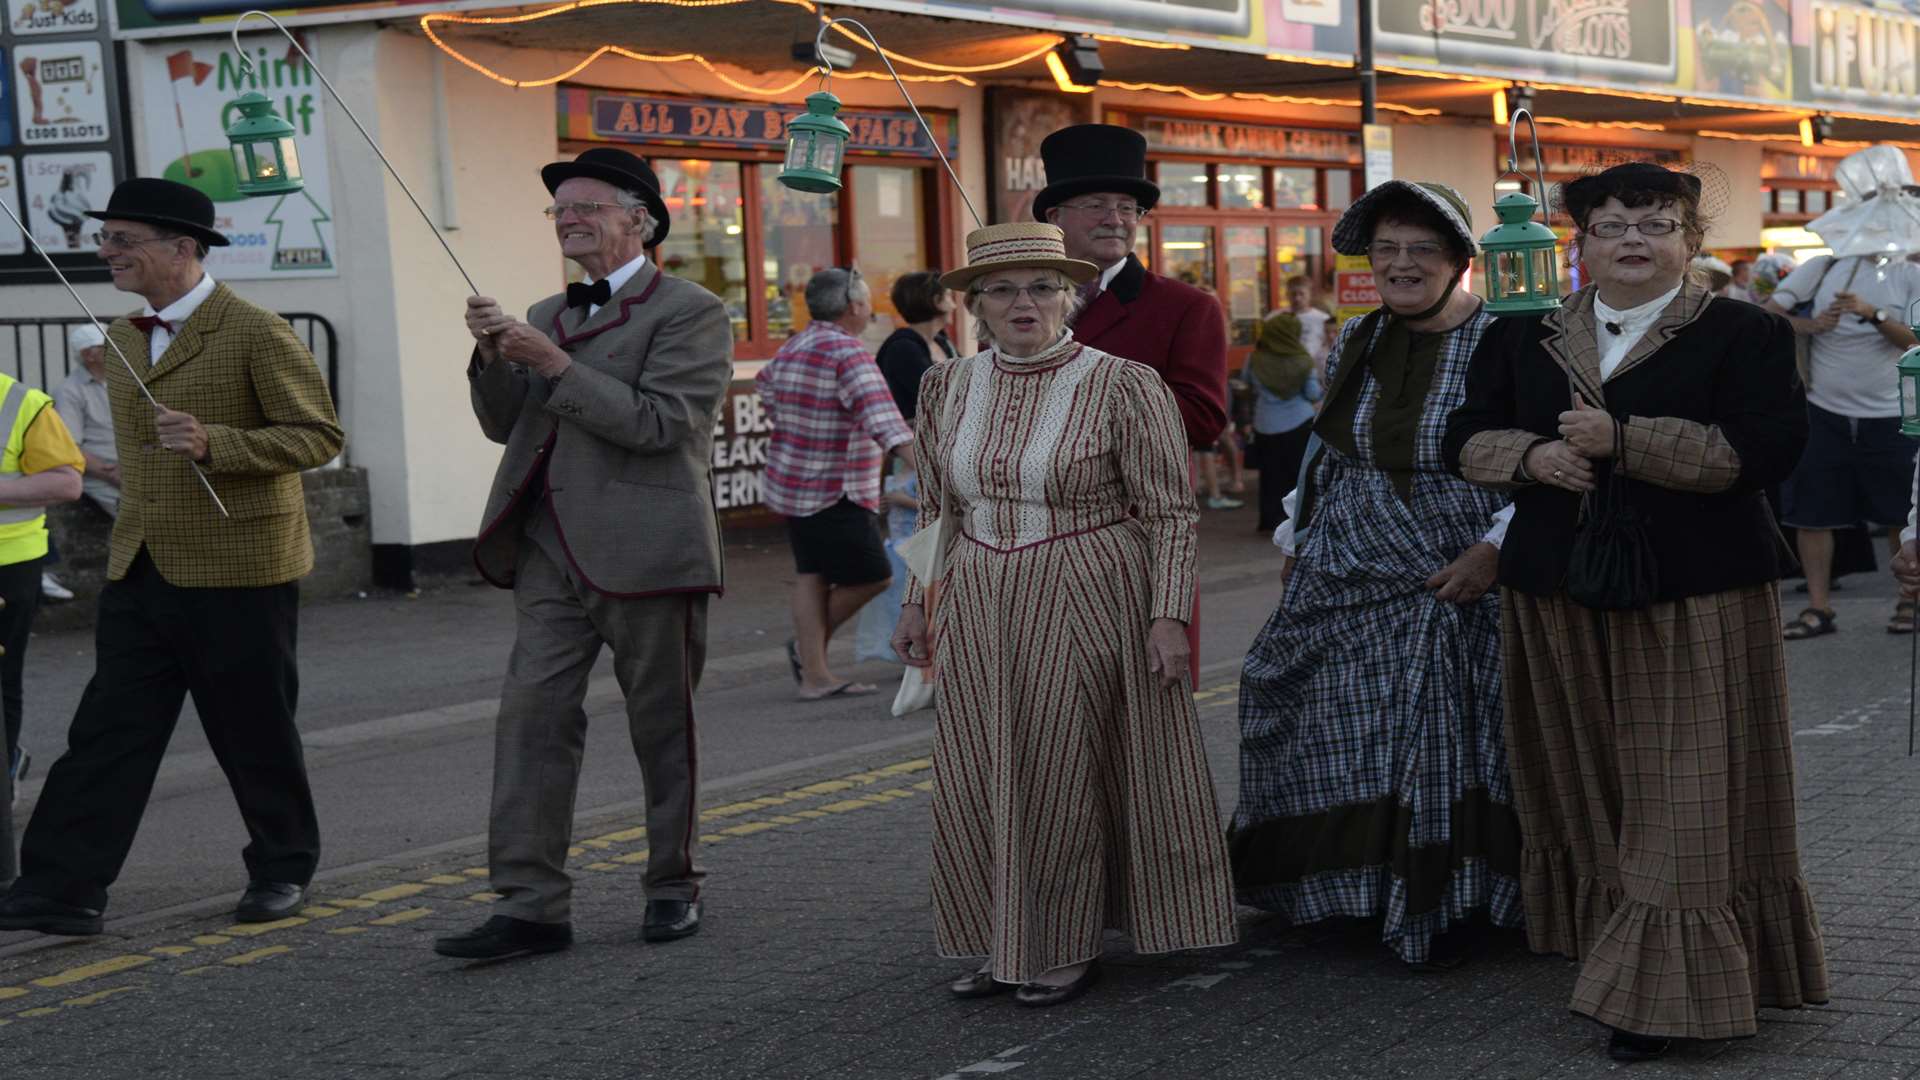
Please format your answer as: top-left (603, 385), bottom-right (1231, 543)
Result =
top-left (1072, 254), bottom-right (1230, 449)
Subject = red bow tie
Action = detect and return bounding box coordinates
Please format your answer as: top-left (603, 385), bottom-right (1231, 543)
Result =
top-left (130, 315), bottom-right (173, 335)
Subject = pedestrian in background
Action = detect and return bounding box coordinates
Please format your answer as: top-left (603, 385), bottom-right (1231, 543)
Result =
top-left (441, 148), bottom-right (732, 961)
top-left (1725, 257), bottom-right (1756, 303)
top-left (874, 269), bottom-right (955, 421)
top-left (0, 361), bottom-right (84, 888)
top-left (53, 323), bottom-right (122, 518)
top-left (1767, 246), bottom-right (1920, 639)
top-left (894, 223), bottom-right (1235, 1008)
top-left (0, 178), bottom-right (343, 935)
top-left (1285, 273), bottom-right (1333, 368)
top-left (757, 266), bottom-right (914, 701)
top-left (1243, 310), bottom-right (1321, 533)
top-left (1446, 161), bottom-right (1827, 1061)
top-left (1231, 181), bottom-right (1520, 970)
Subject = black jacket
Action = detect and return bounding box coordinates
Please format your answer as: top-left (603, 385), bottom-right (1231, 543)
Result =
top-left (1442, 284), bottom-right (1808, 602)
top-left (876, 328), bottom-right (954, 421)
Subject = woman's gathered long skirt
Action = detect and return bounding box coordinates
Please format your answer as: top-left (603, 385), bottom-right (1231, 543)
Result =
top-left (1230, 459), bottom-right (1524, 965)
top-left (1503, 584), bottom-right (1829, 1039)
top-left (929, 520), bottom-right (1237, 984)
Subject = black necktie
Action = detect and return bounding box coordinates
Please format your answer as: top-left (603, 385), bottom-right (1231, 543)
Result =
top-left (567, 279), bottom-right (612, 310)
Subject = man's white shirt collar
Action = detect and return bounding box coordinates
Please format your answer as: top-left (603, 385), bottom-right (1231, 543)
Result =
top-left (1097, 258), bottom-right (1126, 292)
top-left (144, 273), bottom-right (216, 365)
top-left (585, 253), bottom-right (648, 316)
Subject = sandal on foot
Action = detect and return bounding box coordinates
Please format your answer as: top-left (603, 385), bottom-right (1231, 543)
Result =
top-left (1891, 599), bottom-right (1918, 634)
top-left (1783, 607), bottom-right (1837, 641)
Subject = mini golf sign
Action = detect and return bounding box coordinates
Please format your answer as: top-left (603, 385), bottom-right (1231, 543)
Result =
top-left (135, 34), bottom-right (335, 278)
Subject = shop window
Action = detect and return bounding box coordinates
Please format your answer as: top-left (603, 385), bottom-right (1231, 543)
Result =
top-left (1219, 167), bottom-right (1266, 210)
top-left (1159, 162), bottom-right (1211, 208)
top-left (1274, 225), bottom-right (1325, 303)
top-left (1324, 169), bottom-right (1354, 211)
top-left (1804, 189), bottom-right (1828, 215)
top-left (1161, 225), bottom-right (1215, 289)
top-left (1272, 167), bottom-right (1319, 210)
top-left (759, 168), bottom-right (839, 340)
top-left (849, 165), bottom-right (929, 353)
top-left (1777, 188), bottom-right (1801, 215)
top-left (1225, 226), bottom-right (1270, 344)
top-left (653, 160), bottom-right (748, 342)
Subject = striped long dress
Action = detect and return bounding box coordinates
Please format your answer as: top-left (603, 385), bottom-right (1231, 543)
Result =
top-left (906, 334), bottom-right (1237, 984)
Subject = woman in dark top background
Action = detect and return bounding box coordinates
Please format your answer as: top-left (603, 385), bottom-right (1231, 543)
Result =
top-left (877, 270), bottom-right (956, 419)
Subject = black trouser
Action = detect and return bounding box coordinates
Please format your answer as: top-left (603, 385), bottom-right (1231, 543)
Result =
top-left (14, 549), bottom-right (318, 910)
top-left (0, 555), bottom-right (38, 885)
top-left (1252, 424), bottom-right (1313, 531)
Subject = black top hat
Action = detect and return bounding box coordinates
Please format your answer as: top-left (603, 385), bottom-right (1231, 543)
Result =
top-left (1031, 124), bottom-right (1159, 222)
top-left (85, 177), bottom-right (230, 248)
top-left (541, 148), bottom-right (672, 245)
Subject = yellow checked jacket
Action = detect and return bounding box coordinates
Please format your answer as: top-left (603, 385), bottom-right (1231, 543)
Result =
top-left (104, 283), bottom-right (345, 587)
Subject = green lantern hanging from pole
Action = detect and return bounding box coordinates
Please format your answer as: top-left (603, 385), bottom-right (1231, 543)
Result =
top-left (1479, 108), bottom-right (1561, 315)
top-left (224, 91), bottom-right (304, 196)
top-left (777, 90), bottom-right (853, 194)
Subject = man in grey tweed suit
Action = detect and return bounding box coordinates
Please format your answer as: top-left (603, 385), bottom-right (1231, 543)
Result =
top-left (437, 148), bottom-right (733, 961)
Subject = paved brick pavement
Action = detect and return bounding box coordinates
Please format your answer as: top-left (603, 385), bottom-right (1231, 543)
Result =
top-left (4, 576), bottom-right (1920, 1078)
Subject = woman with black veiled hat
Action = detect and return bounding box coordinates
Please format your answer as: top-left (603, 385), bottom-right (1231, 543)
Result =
top-left (1444, 162), bottom-right (1829, 1060)
top-left (1228, 181), bottom-right (1522, 970)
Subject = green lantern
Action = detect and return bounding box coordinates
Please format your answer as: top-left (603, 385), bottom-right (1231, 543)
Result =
top-left (1479, 190), bottom-right (1561, 314)
top-left (777, 91), bottom-right (852, 194)
top-left (224, 92), bottom-right (303, 196)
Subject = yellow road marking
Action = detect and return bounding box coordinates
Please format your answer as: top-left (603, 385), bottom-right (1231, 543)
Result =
top-left (32, 955), bottom-right (154, 988)
top-left (224, 917), bottom-right (308, 937)
top-left (0, 987), bottom-right (27, 1001)
top-left (179, 966), bottom-right (219, 977)
top-left (594, 827), bottom-right (646, 843)
top-left (328, 927), bottom-right (369, 936)
top-left (793, 809), bottom-right (829, 819)
top-left (367, 908), bottom-right (432, 926)
top-left (326, 898), bottom-right (378, 910)
top-left (462, 867), bottom-right (489, 877)
top-left (768, 815), bottom-right (803, 825)
top-left (223, 946), bottom-right (292, 966)
top-left (584, 861), bottom-right (619, 871)
top-left (64, 987), bottom-right (140, 1008)
top-left (17, 1007), bottom-right (59, 1018)
top-left (358, 884), bottom-right (429, 903)
top-left (719, 821), bottom-right (776, 837)
top-left (613, 852), bottom-right (648, 865)
top-left (424, 875), bottom-right (468, 885)
top-left (467, 891), bottom-right (502, 902)
top-left (149, 946), bottom-right (195, 957)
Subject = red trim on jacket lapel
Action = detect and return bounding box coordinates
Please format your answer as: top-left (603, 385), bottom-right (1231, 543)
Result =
top-left (548, 267), bottom-right (665, 349)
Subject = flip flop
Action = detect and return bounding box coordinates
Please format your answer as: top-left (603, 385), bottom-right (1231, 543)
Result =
top-left (796, 682), bottom-right (879, 702)
top-left (784, 639), bottom-right (802, 684)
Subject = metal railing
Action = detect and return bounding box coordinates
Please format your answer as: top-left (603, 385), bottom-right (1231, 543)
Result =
top-left (0, 313), bottom-right (340, 409)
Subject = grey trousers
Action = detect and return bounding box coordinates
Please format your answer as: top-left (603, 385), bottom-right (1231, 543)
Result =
top-left (489, 531), bottom-right (707, 924)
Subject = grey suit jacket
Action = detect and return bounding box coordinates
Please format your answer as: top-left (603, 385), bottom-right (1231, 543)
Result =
top-left (470, 262), bottom-right (734, 597)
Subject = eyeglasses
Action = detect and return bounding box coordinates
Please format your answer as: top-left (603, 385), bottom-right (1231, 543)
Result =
top-left (1584, 218), bottom-right (1682, 239)
top-left (1366, 241), bottom-right (1449, 263)
top-left (1056, 201), bottom-right (1146, 222)
top-left (977, 282), bottom-right (1066, 304)
top-left (90, 230), bottom-right (176, 251)
top-left (542, 200), bottom-right (624, 220)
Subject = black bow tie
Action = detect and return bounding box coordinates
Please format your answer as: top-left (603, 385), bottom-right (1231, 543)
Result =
top-left (567, 279), bottom-right (612, 310)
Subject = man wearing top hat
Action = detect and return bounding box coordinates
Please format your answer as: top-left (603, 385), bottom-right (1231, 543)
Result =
top-left (0, 178), bottom-right (344, 935)
top-left (441, 148), bottom-right (733, 961)
top-left (1036, 123), bottom-right (1229, 682)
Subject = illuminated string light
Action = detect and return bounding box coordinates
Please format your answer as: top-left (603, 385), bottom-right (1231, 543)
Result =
top-left (825, 21), bottom-right (1058, 73)
top-left (1092, 33), bottom-right (1188, 51)
top-left (1263, 52), bottom-right (1352, 68)
top-left (1046, 52), bottom-right (1095, 94)
top-left (1228, 90), bottom-right (1439, 117)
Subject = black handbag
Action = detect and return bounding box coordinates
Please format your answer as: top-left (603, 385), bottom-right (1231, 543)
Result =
top-left (1565, 419), bottom-right (1659, 610)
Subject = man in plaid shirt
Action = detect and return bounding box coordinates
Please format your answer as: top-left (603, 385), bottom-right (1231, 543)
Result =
top-left (756, 268), bottom-right (915, 701)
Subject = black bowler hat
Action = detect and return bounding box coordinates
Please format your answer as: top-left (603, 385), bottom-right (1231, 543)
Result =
top-left (541, 147), bottom-right (672, 245)
top-left (84, 177), bottom-right (230, 248)
top-left (1031, 124), bottom-right (1160, 222)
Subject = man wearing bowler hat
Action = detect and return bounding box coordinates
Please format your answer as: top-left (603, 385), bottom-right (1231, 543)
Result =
top-left (0, 178), bottom-right (344, 935)
top-left (441, 148), bottom-right (733, 960)
top-left (1036, 123), bottom-right (1228, 681)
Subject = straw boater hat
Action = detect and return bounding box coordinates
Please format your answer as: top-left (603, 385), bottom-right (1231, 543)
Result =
top-left (939, 223), bottom-right (1099, 291)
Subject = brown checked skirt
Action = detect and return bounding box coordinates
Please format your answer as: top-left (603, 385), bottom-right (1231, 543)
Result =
top-left (1501, 583), bottom-right (1829, 1040)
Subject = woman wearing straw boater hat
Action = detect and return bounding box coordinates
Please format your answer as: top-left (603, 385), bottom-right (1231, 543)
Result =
top-left (1034, 123), bottom-right (1229, 685)
top-left (1229, 180), bottom-right (1522, 971)
top-left (892, 223), bottom-right (1235, 1008)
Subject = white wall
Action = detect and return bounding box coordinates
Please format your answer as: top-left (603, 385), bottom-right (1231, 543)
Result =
top-left (1691, 139), bottom-right (1764, 251)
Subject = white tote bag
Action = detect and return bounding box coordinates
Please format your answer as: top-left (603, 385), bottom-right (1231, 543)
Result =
top-left (890, 358), bottom-right (971, 717)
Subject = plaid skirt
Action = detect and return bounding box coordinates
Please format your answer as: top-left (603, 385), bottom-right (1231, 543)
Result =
top-left (1503, 584), bottom-right (1830, 1040)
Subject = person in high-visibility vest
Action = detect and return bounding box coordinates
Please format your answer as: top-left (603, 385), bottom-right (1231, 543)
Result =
top-left (0, 369), bottom-right (84, 887)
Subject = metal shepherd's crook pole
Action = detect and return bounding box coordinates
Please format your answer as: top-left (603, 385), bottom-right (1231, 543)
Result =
top-left (0, 198), bottom-right (229, 517)
top-left (813, 17), bottom-right (984, 229)
top-left (230, 10), bottom-right (481, 295)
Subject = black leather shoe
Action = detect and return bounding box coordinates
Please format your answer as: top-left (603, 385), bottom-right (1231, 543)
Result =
top-left (1607, 1028), bottom-right (1672, 1062)
top-left (433, 915), bottom-right (572, 960)
top-left (1014, 961), bottom-right (1101, 1008)
top-left (0, 892), bottom-right (103, 936)
top-left (949, 968), bottom-right (1008, 999)
top-left (641, 899), bottom-right (701, 942)
top-left (234, 881), bottom-right (306, 923)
